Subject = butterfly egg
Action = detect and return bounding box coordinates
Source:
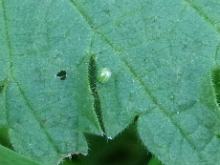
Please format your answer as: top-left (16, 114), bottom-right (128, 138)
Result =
top-left (97, 68), bottom-right (112, 83)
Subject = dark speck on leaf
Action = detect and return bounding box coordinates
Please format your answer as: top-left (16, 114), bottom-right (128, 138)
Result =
top-left (56, 70), bottom-right (67, 80)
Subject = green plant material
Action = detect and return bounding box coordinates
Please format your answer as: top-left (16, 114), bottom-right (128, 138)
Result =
top-left (1, 0), bottom-right (220, 165)
top-left (0, 0), bottom-right (102, 164)
top-left (0, 127), bottom-right (12, 148)
top-left (0, 144), bottom-right (43, 165)
top-left (148, 156), bottom-right (163, 165)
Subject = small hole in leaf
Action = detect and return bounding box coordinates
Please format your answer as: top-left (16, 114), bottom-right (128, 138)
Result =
top-left (56, 70), bottom-right (67, 80)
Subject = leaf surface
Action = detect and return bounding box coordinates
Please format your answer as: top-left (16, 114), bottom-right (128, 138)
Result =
top-left (1, 0), bottom-right (220, 165)
top-left (0, 145), bottom-right (44, 165)
top-left (0, 0), bottom-right (102, 164)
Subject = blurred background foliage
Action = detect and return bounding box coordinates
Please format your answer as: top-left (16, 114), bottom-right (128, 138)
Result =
top-left (63, 123), bottom-right (154, 165)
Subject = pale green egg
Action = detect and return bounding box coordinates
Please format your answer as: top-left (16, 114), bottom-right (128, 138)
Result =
top-left (97, 68), bottom-right (112, 83)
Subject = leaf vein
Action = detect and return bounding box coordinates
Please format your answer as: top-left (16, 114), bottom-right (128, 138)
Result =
top-left (184, 0), bottom-right (220, 33)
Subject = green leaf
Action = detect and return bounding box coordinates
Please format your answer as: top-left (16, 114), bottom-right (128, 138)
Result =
top-left (0, 144), bottom-right (44, 165)
top-left (1, 0), bottom-right (220, 165)
top-left (148, 156), bottom-right (163, 165)
top-left (0, 0), bottom-right (102, 164)
top-left (90, 0), bottom-right (220, 164)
